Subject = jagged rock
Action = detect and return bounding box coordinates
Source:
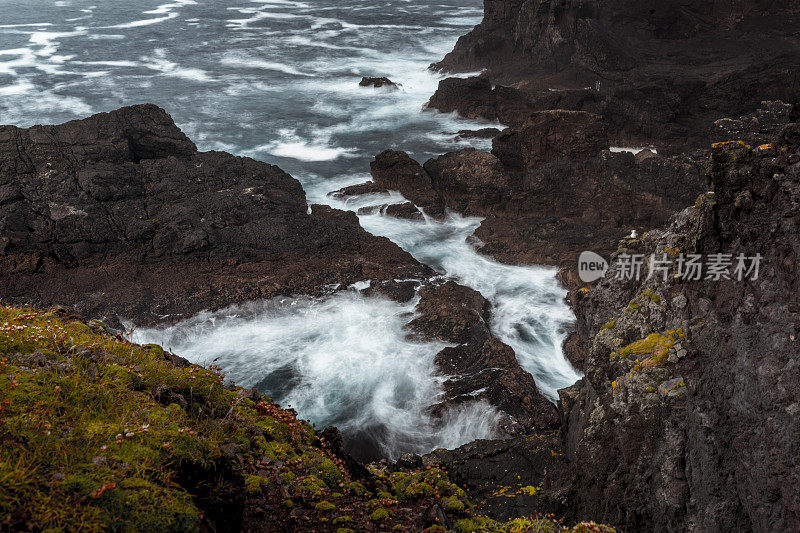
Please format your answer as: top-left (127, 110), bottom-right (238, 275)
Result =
top-left (0, 105), bottom-right (431, 326)
top-left (424, 148), bottom-right (508, 214)
top-left (492, 111), bottom-right (609, 171)
top-left (558, 123), bottom-right (800, 530)
top-left (369, 150), bottom-right (444, 218)
top-left (410, 281), bottom-right (559, 433)
top-left (432, 1), bottom-right (800, 146)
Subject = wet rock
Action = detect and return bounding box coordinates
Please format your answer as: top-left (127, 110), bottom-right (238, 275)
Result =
top-left (359, 76), bottom-right (397, 89)
top-left (455, 128), bottom-right (501, 140)
top-left (411, 281), bottom-right (559, 433)
top-left (329, 181), bottom-right (388, 199)
top-left (426, 77), bottom-right (497, 120)
top-left (0, 105), bottom-right (431, 325)
top-left (369, 150), bottom-right (445, 218)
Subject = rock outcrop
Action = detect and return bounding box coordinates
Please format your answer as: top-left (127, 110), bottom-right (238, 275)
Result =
top-left (351, 111), bottom-right (704, 267)
top-left (430, 1), bottom-right (800, 146)
top-left (410, 281), bottom-right (560, 434)
top-left (556, 122), bottom-right (800, 530)
top-left (0, 105), bottom-right (431, 326)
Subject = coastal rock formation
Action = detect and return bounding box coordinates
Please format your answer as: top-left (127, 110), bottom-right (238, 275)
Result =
top-left (431, 1), bottom-right (800, 145)
top-left (557, 123), bottom-right (800, 530)
top-left (410, 281), bottom-right (560, 434)
top-left (0, 105), bottom-right (431, 326)
top-left (353, 111), bottom-right (704, 266)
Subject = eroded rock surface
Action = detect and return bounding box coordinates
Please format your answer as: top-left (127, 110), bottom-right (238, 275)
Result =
top-left (430, 1), bottom-right (800, 146)
top-left (0, 105), bottom-right (430, 326)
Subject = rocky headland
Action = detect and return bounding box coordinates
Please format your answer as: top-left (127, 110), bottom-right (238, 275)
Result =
top-left (2, 0), bottom-right (800, 531)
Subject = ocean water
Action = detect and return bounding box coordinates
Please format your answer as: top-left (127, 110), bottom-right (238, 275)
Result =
top-left (1, 0), bottom-right (581, 460)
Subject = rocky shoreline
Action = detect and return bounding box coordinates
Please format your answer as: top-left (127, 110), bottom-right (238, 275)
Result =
top-left (2, 0), bottom-right (800, 531)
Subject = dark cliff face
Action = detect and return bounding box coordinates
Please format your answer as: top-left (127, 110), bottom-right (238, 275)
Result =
top-left (431, 0), bottom-right (800, 145)
top-left (558, 123), bottom-right (800, 530)
top-left (0, 105), bottom-right (430, 326)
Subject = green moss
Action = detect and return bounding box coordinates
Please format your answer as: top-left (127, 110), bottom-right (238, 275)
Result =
top-left (333, 515), bottom-right (352, 524)
top-left (454, 517), bottom-right (499, 532)
top-left (370, 507), bottom-right (389, 521)
top-left (296, 475), bottom-right (328, 498)
top-left (601, 320), bottom-right (616, 330)
top-left (315, 500), bottom-right (336, 513)
top-left (348, 481), bottom-right (366, 497)
top-left (335, 529), bottom-right (355, 533)
top-left (643, 289), bottom-right (661, 304)
top-left (441, 495), bottom-right (466, 513)
top-left (245, 475), bottom-right (266, 495)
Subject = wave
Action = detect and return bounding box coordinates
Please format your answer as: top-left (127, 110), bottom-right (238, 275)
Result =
top-left (128, 292), bottom-right (499, 460)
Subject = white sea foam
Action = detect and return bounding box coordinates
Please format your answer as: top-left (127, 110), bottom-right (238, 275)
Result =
top-left (104, 12), bottom-right (179, 29)
top-left (310, 182), bottom-right (581, 401)
top-left (222, 55), bottom-right (313, 76)
top-left (129, 292), bottom-right (500, 459)
top-left (251, 130), bottom-right (358, 161)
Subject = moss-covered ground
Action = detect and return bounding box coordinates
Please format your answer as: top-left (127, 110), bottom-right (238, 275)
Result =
top-left (0, 305), bottom-right (615, 532)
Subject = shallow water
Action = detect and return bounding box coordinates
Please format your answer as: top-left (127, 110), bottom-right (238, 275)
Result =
top-left (2, 0), bottom-right (581, 459)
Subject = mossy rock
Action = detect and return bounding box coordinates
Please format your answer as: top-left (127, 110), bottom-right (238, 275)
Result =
top-left (315, 500), bottom-right (336, 513)
top-left (370, 507), bottom-right (389, 521)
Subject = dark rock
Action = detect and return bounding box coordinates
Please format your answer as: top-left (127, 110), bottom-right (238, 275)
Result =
top-left (423, 432), bottom-right (569, 521)
top-left (330, 181), bottom-right (388, 199)
top-left (557, 123), bottom-right (800, 530)
top-left (356, 202), bottom-right (423, 221)
top-left (422, 503), bottom-right (450, 529)
top-left (432, 0), bottom-right (800, 147)
top-left (491, 110), bottom-right (609, 171)
top-left (369, 150), bottom-right (445, 218)
top-left (424, 148), bottom-right (508, 214)
top-left (426, 77), bottom-right (497, 120)
top-left (410, 281), bottom-right (559, 433)
top-left (319, 426), bottom-right (371, 480)
top-left (395, 452), bottom-right (423, 470)
top-left (0, 105), bottom-right (431, 326)
top-left (152, 384), bottom-right (187, 409)
top-left (359, 76), bottom-right (397, 89)
top-left (236, 388), bottom-right (262, 403)
top-left (455, 128), bottom-right (501, 140)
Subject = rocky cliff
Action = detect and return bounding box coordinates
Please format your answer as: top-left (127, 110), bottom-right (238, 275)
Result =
top-left (430, 0), bottom-right (800, 145)
top-left (556, 122), bottom-right (800, 530)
